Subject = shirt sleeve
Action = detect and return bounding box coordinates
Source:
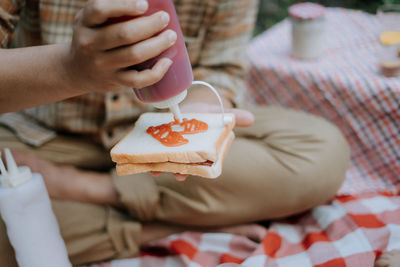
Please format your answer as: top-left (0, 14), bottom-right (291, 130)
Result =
top-left (0, 0), bottom-right (24, 48)
top-left (193, 0), bottom-right (258, 106)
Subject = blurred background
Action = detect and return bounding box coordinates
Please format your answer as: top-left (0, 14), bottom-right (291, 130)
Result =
top-left (255, 0), bottom-right (400, 35)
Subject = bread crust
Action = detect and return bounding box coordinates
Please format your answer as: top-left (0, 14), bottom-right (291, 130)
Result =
top-left (111, 113), bottom-right (235, 164)
top-left (115, 132), bottom-right (235, 179)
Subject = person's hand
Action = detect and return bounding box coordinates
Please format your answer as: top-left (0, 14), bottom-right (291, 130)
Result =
top-left (150, 171), bottom-right (188, 182)
top-left (65, 0), bottom-right (176, 93)
top-left (9, 151), bottom-right (120, 206)
top-left (9, 151), bottom-right (78, 200)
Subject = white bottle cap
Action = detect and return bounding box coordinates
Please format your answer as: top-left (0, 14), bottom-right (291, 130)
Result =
top-left (0, 149), bottom-right (32, 188)
top-left (223, 114), bottom-right (234, 125)
top-left (151, 90), bottom-right (187, 121)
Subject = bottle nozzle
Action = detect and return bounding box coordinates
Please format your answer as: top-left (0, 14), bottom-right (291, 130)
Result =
top-left (4, 148), bottom-right (18, 174)
top-left (0, 149), bottom-right (32, 188)
top-left (0, 152), bottom-right (7, 176)
top-left (151, 90), bottom-right (187, 122)
top-left (170, 104), bottom-right (183, 122)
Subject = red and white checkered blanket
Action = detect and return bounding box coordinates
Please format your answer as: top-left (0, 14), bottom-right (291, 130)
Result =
top-left (92, 192), bottom-right (400, 267)
top-left (91, 9), bottom-right (400, 267)
top-left (246, 8), bottom-right (400, 195)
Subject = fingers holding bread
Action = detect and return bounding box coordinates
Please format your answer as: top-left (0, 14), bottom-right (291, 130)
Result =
top-left (150, 171), bottom-right (188, 182)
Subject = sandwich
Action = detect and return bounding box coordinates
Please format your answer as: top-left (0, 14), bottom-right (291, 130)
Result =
top-left (110, 112), bottom-right (235, 178)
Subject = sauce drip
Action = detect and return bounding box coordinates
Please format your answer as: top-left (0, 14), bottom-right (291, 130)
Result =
top-left (147, 118), bottom-right (208, 147)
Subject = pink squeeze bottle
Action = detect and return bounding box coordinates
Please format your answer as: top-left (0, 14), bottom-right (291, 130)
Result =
top-left (111, 0), bottom-right (193, 120)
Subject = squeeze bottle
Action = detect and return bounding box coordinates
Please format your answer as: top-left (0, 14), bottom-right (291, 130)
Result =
top-left (0, 149), bottom-right (71, 267)
top-left (134, 0), bottom-right (193, 120)
top-left (110, 0), bottom-right (193, 121)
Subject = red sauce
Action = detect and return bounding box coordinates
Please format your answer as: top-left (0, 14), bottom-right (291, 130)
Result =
top-left (147, 118), bottom-right (208, 147)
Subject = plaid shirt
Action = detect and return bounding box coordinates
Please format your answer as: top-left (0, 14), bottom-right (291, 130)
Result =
top-left (0, 0), bottom-right (258, 148)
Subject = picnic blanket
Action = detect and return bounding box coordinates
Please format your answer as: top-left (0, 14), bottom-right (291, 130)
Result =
top-left (91, 192), bottom-right (400, 267)
top-left (245, 8), bottom-right (400, 195)
top-left (90, 9), bottom-right (400, 267)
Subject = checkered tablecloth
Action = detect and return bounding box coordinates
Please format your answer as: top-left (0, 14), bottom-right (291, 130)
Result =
top-left (245, 8), bottom-right (400, 195)
top-left (92, 192), bottom-right (400, 267)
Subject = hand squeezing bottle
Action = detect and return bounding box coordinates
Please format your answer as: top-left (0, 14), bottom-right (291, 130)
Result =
top-left (110, 0), bottom-right (234, 125)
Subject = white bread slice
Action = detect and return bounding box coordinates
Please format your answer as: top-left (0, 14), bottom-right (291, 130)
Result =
top-left (115, 132), bottom-right (234, 178)
top-left (111, 113), bottom-right (235, 164)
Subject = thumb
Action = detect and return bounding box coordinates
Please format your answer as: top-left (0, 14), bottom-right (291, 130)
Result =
top-left (229, 108), bottom-right (255, 127)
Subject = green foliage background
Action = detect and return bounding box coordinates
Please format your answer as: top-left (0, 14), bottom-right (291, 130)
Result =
top-left (255, 0), bottom-right (400, 35)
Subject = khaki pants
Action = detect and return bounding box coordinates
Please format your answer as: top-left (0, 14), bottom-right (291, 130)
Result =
top-left (0, 106), bottom-right (350, 266)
